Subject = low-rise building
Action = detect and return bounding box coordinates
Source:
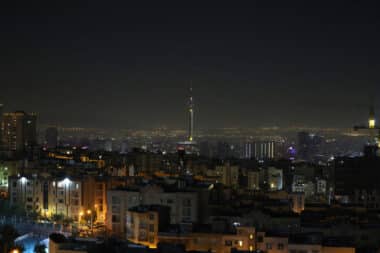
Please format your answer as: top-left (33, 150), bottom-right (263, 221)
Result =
top-left (106, 185), bottom-right (198, 235)
top-left (126, 205), bottom-right (170, 248)
top-left (159, 226), bottom-right (255, 253)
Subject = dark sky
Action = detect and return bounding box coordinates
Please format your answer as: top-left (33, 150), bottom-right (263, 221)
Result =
top-left (0, 2), bottom-right (379, 129)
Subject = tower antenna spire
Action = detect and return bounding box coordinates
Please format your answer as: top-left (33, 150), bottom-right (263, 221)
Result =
top-left (188, 82), bottom-right (194, 142)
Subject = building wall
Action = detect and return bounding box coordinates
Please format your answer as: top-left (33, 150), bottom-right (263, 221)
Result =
top-left (106, 190), bottom-right (141, 234)
top-left (126, 210), bottom-right (158, 248)
top-left (9, 176), bottom-right (82, 220)
top-left (141, 186), bottom-right (198, 224)
top-left (215, 164), bottom-right (239, 187)
top-left (257, 233), bottom-right (288, 253)
top-left (2, 111), bottom-right (37, 153)
top-left (158, 226), bottom-right (255, 253)
top-left (81, 177), bottom-right (107, 222)
top-left (288, 244), bottom-right (322, 253)
top-left (247, 171), bottom-right (260, 190)
top-left (323, 247), bottom-right (355, 253)
top-left (268, 167), bottom-right (283, 191)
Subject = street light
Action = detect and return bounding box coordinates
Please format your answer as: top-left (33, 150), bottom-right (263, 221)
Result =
top-left (79, 211), bottom-right (84, 223)
top-left (11, 248), bottom-right (19, 253)
top-left (87, 210), bottom-right (93, 234)
top-left (20, 177), bottom-right (27, 184)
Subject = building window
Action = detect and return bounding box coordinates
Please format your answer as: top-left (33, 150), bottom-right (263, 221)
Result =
top-left (266, 243), bottom-right (272, 250)
top-left (112, 196), bottom-right (121, 204)
top-left (257, 236), bottom-right (263, 243)
top-left (225, 240), bottom-right (232, 246)
top-left (112, 205), bottom-right (120, 213)
top-left (182, 207), bottom-right (191, 217)
top-left (112, 215), bottom-right (120, 223)
top-left (149, 224), bottom-right (155, 232)
top-left (183, 198), bottom-right (191, 207)
top-left (278, 243), bottom-right (284, 250)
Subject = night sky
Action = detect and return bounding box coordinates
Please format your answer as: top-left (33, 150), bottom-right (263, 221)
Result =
top-left (0, 2), bottom-right (379, 129)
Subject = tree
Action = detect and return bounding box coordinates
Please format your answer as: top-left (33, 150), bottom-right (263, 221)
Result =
top-left (51, 214), bottom-right (64, 224)
top-left (33, 243), bottom-right (46, 253)
top-left (0, 224), bottom-right (19, 253)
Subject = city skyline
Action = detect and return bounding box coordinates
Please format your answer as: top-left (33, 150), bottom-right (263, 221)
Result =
top-left (1, 3), bottom-right (380, 253)
top-left (1, 2), bottom-right (379, 129)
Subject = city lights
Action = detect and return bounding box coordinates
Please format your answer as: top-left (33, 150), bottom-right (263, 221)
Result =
top-left (0, 2), bottom-right (378, 252)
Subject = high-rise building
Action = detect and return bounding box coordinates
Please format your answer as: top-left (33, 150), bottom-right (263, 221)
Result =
top-left (253, 141), bottom-right (276, 160)
top-left (120, 140), bottom-right (129, 154)
top-left (217, 141), bottom-right (232, 159)
top-left (215, 163), bottom-right (239, 187)
top-left (242, 141), bottom-right (253, 159)
top-left (297, 132), bottom-right (323, 161)
top-left (241, 140), bottom-right (277, 160)
top-left (199, 141), bottom-right (212, 158)
top-left (45, 127), bottom-right (58, 149)
top-left (2, 111), bottom-right (37, 153)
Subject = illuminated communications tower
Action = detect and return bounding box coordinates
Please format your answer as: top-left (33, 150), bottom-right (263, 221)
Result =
top-left (188, 87), bottom-right (194, 142)
top-left (369, 104), bottom-right (376, 129)
top-left (354, 103), bottom-right (380, 155)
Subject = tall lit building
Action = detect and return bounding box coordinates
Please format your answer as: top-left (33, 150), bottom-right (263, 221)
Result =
top-left (45, 127), bottom-right (58, 149)
top-left (2, 111), bottom-right (37, 153)
top-left (241, 140), bottom-right (277, 160)
top-left (253, 141), bottom-right (276, 160)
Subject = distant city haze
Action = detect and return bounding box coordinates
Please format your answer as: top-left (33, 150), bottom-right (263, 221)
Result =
top-left (0, 2), bottom-right (378, 129)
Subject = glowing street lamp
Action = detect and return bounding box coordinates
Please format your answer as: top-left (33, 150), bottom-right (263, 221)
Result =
top-left (19, 177), bottom-right (27, 184)
top-left (87, 209), bottom-right (93, 233)
top-left (61, 178), bottom-right (71, 187)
